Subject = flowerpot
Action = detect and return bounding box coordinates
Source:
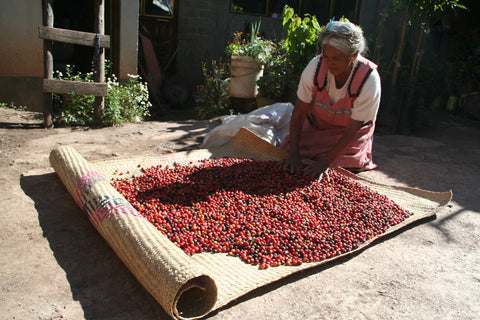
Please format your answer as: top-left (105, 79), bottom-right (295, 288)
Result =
top-left (229, 56), bottom-right (264, 99)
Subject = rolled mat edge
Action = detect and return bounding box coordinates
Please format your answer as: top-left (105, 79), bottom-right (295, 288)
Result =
top-left (49, 145), bottom-right (218, 320)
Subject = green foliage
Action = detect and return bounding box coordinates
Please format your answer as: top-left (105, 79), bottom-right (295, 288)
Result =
top-left (104, 74), bottom-right (151, 126)
top-left (392, 0), bottom-right (466, 34)
top-left (225, 20), bottom-right (276, 65)
top-left (394, 0), bottom-right (466, 17)
top-left (53, 65), bottom-right (95, 126)
top-left (281, 5), bottom-right (322, 68)
top-left (257, 42), bottom-right (296, 102)
top-left (0, 102), bottom-right (27, 111)
top-left (230, 4), bottom-right (244, 13)
top-left (195, 60), bottom-right (233, 120)
top-left (53, 63), bottom-right (151, 127)
top-left (385, 0), bottom-right (467, 87)
top-left (257, 5), bottom-right (323, 101)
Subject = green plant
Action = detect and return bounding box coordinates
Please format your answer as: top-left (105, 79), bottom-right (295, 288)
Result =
top-left (104, 73), bottom-right (151, 126)
top-left (257, 42), bottom-right (294, 101)
top-left (53, 63), bottom-right (151, 127)
top-left (0, 102), bottom-right (27, 111)
top-left (195, 60), bottom-right (233, 120)
top-left (281, 5), bottom-right (322, 69)
top-left (225, 20), bottom-right (276, 65)
top-left (257, 6), bottom-right (322, 101)
top-left (230, 3), bottom-right (244, 13)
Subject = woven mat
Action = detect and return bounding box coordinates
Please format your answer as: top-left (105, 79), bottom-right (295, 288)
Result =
top-left (49, 128), bottom-right (452, 320)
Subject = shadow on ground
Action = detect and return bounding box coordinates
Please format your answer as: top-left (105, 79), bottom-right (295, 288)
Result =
top-left (20, 172), bottom-right (171, 320)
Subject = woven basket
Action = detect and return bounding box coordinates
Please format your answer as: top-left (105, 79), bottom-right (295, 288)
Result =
top-left (50, 128), bottom-right (452, 320)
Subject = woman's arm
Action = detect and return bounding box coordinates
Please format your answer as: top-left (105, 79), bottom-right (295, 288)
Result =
top-left (283, 98), bottom-right (310, 173)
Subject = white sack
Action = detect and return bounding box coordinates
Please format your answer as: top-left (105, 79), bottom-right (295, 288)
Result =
top-left (201, 102), bottom-right (294, 149)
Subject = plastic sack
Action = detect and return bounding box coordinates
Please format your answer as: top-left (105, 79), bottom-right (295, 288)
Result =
top-left (201, 102), bottom-right (294, 149)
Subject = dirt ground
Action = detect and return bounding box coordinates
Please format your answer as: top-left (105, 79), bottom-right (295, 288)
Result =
top-left (0, 106), bottom-right (479, 320)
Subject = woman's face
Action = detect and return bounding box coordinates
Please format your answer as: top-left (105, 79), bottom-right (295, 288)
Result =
top-left (322, 45), bottom-right (357, 78)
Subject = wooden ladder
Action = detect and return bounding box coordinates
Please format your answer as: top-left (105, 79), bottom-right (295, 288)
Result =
top-left (39, 0), bottom-right (110, 128)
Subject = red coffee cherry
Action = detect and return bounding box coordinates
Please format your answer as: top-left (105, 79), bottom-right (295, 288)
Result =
top-left (112, 158), bottom-right (411, 269)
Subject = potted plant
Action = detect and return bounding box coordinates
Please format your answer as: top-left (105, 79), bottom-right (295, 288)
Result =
top-left (225, 20), bottom-right (275, 100)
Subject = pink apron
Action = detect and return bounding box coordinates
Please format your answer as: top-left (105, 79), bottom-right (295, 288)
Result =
top-left (281, 55), bottom-right (378, 171)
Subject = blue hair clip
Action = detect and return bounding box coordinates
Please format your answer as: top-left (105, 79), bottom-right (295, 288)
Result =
top-left (327, 16), bottom-right (335, 30)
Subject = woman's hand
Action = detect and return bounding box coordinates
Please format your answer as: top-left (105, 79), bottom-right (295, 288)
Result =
top-left (305, 158), bottom-right (330, 180)
top-left (282, 98), bottom-right (310, 174)
top-left (283, 154), bottom-right (303, 174)
top-left (283, 155), bottom-right (330, 181)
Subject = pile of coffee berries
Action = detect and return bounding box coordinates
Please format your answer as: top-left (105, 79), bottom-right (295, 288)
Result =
top-left (112, 158), bottom-right (411, 269)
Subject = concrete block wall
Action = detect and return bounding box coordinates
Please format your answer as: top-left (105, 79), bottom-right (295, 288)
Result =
top-left (176, 0), bottom-right (283, 97)
top-left (176, 0), bottom-right (225, 93)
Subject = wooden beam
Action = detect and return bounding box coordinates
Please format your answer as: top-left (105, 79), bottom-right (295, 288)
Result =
top-left (43, 79), bottom-right (108, 97)
top-left (42, 0), bottom-right (54, 128)
top-left (38, 25), bottom-right (110, 48)
top-left (93, 0), bottom-right (106, 126)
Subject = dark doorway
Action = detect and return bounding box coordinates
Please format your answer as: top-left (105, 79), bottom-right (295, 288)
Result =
top-left (138, 0), bottom-right (178, 78)
top-left (51, 0), bottom-right (117, 75)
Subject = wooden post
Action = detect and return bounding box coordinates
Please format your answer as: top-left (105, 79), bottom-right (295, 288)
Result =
top-left (42, 0), bottom-right (54, 128)
top-left (39, 0), bottom-right (109, 128)
top-left (93, 0), bottom-right (105, 126)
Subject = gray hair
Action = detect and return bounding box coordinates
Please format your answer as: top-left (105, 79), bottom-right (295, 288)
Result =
top-left (319, 21), bottom-right (366, 56)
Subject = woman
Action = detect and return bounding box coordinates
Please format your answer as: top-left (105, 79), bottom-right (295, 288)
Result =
top-left (281, 20), bottom-right (381, 178)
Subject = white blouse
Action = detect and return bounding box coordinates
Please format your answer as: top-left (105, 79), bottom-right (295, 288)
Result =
top-left (296, 55), bottom-right (381, 123)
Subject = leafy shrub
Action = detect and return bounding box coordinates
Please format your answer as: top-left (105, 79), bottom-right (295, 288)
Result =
top-left (0, 102), bottom-right (27, 111)
top-left (258, 6), bottom-right (323, 101)
top-left (199, 6), bottom-right (324, 109)
top-left (53, 63), bottom-right (151, 127)
top-left (281, 5), bottom-right (322, 68)
top-left (194, 60), bottom-right (232, 120)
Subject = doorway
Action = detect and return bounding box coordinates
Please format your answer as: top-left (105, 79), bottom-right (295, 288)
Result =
top-left (138, 0), bottom-right (178, 78)
top-left (51, 0), bottom-right (118, 75)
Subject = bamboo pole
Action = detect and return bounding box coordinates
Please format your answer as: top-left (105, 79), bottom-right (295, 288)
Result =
top-left (373, 8), bottom-right (386, 65)
top-left (409, 15), bottom-right (429, 86)
top-left (392, 5), bottom-right (409, 87)
top-left (329, 0), bottom-right (335, 18)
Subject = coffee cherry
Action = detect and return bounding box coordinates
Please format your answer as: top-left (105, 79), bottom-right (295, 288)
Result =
top-left (112, 158), bottom-right (411, 269)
